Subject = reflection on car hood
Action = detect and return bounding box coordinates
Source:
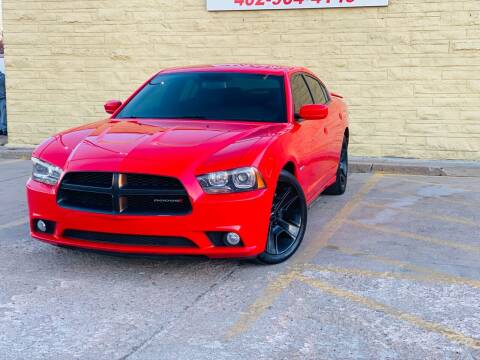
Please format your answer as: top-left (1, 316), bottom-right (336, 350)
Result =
top-left (38, 119), bottom-right (287, 175)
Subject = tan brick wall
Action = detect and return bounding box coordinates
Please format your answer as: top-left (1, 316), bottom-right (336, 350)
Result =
top-left (0, 1), bottom-right (3, 43)
top-left (3, 0), bottom-right (480, 160)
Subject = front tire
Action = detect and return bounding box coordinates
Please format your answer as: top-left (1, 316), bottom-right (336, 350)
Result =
top-left (257, 170), bottom-right (307, 265)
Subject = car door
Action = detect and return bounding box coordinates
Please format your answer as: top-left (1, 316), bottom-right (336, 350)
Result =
top-left (303, 75), bottom-right (339, 189)
top-left (290, 73), bottom-right (329, 200)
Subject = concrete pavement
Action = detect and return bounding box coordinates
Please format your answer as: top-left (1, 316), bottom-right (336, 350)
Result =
top-left (0, 160), bottom-right (479, 359)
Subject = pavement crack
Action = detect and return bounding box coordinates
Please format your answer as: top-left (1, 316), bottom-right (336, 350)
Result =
top-left (118, 265), bottom-right (239, 360)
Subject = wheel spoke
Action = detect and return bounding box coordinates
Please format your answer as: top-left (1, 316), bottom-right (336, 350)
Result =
top-left (267, 225), bottom-right (283, 254)
top-left (277, 218), bottom-right (300, 239)
top-left (282, 195), bottom-right (299, 211)
top-left (273, 187), bottom-right (292, 213)
top-left (266, 229), bottom-right (277, 254)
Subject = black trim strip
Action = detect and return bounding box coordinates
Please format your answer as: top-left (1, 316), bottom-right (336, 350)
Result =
top-left (120, 188), bottom-right (187, 196)
top-left (112, 173), bottom-right (120, 213)
top-left (62, 183), bottom-right (187, 196)
top-left (63, 229), bottom-right (198, 248)
top-left (60, 183), bottom-right (113, 194)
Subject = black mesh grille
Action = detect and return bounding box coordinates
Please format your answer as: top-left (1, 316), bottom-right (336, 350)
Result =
top-left (125, 174), bottom-right (184, 190)
top-left (57, 172), bottom-right (191, 215)
top-left (59, 189), bottom-right (113, 212)
top-left (63, 229), bottom-right (197, 247)
top-left (62, 172), bottom-right (113, 188)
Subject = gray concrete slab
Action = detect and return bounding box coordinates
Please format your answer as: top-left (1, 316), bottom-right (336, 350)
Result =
top-left (0, 160), bottom-right (479, 359)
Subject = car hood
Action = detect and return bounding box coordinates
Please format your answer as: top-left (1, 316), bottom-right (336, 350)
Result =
top-left (37, 119), bottom-right (287, 176)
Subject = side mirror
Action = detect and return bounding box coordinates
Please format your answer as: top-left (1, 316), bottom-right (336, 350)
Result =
top-left (298, 104), bottom-right (329, 121)
top-left (104, 100), bottom-right (122, 114)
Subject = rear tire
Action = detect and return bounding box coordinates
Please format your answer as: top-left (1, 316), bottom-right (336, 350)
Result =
top-left (323, 136), bottom-right (349, 196)
top-left (257, 170), bottom-right (307, 265)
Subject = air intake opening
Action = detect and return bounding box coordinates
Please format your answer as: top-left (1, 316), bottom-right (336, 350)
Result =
top-left (63, 230), bottom-right (198, 248)
top-left (57, 172), bottom-right (192, 215)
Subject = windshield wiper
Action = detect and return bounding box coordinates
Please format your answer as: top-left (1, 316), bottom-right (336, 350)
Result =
top-left (118, 115), bottom-right (208, 120)
top-left (163, 116), bottom-right (207, 120)
top-left (118, 116), bottom-right (150, 119)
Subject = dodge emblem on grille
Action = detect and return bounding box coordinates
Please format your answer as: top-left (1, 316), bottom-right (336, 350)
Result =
top-left (154, 198), bottom-right (184, 204)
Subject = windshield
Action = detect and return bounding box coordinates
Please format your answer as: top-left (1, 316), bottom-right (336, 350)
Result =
top-left (117, 72), bottom-right (287, 123)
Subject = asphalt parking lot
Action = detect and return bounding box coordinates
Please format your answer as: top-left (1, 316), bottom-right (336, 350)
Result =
top-left (1, 159), bottom-right (479, 360)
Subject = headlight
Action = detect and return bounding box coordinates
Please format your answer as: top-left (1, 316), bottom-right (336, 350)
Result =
top-left (31, 157), bottom-right (63, 185)
top-left (197, 167), bottom-right (266, 194)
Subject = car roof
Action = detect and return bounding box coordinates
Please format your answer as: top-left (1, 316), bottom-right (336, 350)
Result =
top-left (157, 64), bottom-right (308, 76)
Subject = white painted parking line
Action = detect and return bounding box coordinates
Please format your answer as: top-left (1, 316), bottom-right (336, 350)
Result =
top-left (0, 218), bottom-right (29, 231)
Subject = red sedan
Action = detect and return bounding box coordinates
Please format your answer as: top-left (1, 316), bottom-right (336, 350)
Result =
top-left (27, 64), bottom-right (349, 264)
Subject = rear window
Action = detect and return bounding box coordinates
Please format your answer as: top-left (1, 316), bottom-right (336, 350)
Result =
top-left (117, 72), bottom-right (287, 123)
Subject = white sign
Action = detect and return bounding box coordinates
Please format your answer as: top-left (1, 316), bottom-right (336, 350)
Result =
top-left (207, 0), bottom-right (389, 11)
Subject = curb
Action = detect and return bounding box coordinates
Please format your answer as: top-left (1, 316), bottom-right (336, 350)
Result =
top-left (349, 157), bottom-right (480, 177)
top-left (1, 148), bottom-right (479, 177)
top-left (0, 148), bottom-right (33, 160)
top-left (349, 163), bottom-right (448, 176)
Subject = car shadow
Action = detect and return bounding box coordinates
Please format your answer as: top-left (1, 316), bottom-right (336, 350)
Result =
top-left (50, 244), bottom-right (257, 270)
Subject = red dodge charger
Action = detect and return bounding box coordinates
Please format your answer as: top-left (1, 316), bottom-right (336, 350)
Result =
top-left (27, 64), bottom-right (349, 264)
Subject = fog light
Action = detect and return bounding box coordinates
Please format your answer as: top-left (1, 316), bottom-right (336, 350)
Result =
top-left (225, 232), bottom-right (241, 246)
top-left (36, 220), bottom-right (47, 232)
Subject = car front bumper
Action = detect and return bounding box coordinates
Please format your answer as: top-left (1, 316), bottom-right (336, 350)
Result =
top-left (27, 179), bottom-right (273, 258)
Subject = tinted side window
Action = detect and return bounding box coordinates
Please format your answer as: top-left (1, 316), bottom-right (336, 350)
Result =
top-left (305, 76), bottom-right (328, 104)
top-left (291, 74), bottom-right (313, 114)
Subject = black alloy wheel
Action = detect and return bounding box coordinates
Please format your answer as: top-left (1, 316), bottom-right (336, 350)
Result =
top-left (257, 170), bottom-right (307, 264)
top-left (324, 135), bottom-right (349, 195)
